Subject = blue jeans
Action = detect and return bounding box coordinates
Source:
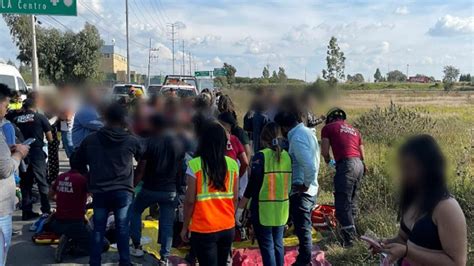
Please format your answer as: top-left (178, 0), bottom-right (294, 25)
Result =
top-left (290, 193), bottom-right (315, 265)
top-left (90, 190), bottom-right (133, 266)
top-left (251, 209), bottom-right (285, 266)
top-left (130, 188), bottom-right (177, 260)
top-left (61, 130), bottom-right (74, 158)
top-left (0, 215), bottom-right (12, 266)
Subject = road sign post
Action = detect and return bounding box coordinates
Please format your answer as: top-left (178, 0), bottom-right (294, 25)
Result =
top-left (0, 0), bottom-right (77, 16)
top-left (1, 0), bottom-right (78, 91)
top-left (195, 71), bottom-right (210, 77)
top-left (213, 68), bottom-right (227, 77)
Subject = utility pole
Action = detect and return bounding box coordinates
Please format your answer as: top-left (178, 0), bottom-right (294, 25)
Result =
top-left (169, 23), bottom-right (177, 75)
top-left (30, 15), bottom-right (39, 90)
top-left (406, 64), bottom-right (409, 80)
top-left (125, 0), bottom-right (130, 83)
top-left (147, 38), bottom-right (152, 87)
top-left (181, 40), bottom-right (185, 75)
top-left (188, 51), bottom-right (192, 75)
top-left (304, 67), bottom-right (307, 83)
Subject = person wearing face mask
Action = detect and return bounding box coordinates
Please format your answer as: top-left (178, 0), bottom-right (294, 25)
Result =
top-left (236, 122), bottom-right (292, 266)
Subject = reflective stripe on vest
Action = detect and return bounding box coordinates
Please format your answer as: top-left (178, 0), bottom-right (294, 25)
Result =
top-left (258, 148), bottom-right (292, 226)
top-left (188, 156), bottom-right (239, 233)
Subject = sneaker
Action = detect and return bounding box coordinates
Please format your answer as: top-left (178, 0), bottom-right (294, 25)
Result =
top-left (55, 235), bottom-right (71, 263)
top-left (130, 245), bottom-right (144, 257)
top-left (22, 211), bottom-right (40, 221)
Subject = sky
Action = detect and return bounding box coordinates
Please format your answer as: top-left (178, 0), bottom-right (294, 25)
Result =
top-left (0, 0), bottom-right (473, 81)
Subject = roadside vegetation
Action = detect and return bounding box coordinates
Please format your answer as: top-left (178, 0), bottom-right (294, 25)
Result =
top-left (227, 89), bottom-right (473, 265)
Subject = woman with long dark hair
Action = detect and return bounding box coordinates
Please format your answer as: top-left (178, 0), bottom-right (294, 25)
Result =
top-left (236, 122), bottom-right (292, 266)
top-left (380, 135), bottom-right (467, 265)
top-left (180, 122), bottom-right (239, 266)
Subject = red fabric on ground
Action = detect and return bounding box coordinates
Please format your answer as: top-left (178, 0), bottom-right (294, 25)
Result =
top-left (232, 245), bottom-right (331, 266)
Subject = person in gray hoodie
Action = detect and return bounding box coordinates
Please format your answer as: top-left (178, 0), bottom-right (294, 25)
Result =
top-left (0, 84), bottom-right (29, 265)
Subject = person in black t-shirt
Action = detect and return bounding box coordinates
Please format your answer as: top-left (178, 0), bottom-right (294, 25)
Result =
top-left (130, 114), bottom-right (184, 263)
top-left (13, 98), bottom-right (53, 220)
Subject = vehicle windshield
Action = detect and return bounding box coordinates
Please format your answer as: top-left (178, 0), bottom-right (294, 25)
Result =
top-left (164, 77), bottom-right (197, 87)
top-left (147, 85), bottom-right (161, 95)
top-left (0, 75), bottom-right (16, 90)
top-left (160, 88), bottom-right (197, 97)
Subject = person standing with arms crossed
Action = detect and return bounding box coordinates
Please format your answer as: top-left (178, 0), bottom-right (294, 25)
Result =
top-left (321, 108), bottom-right (365, 247)
top-left (275, 105), bottom-right (320, 266)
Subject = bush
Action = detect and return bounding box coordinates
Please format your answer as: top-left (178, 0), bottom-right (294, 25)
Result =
top-left (353, 102), bottom-right (437, 146)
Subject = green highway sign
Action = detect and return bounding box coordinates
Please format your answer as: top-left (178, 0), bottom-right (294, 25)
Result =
top-left (0, 0), bottom-right (77, 16)
top-left (213, 68), bottom-right (227, 77)
top-left (195, 71), bottom-right (210, 77)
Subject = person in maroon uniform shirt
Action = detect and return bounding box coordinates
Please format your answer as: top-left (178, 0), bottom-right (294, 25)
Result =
top-left (48, 159), bottom-right (108, 262)
top-left (321, 107), bottom-right (366, 247)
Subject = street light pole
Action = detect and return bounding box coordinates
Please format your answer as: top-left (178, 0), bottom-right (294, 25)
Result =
top-left (31, 15), bottom-right (39, 90)
top-left (125, 0), bottom-right (130, 83)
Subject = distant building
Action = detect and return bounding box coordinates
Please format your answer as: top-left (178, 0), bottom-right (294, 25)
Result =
top-left (100, 44), bottom-right (127, 83)
top-left (408, 76), bottom-right (431, 83)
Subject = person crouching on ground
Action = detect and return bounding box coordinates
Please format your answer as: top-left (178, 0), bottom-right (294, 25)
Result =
top-left (49, 157), bottom-right (109, 263)
top-left (236, 122), bottom-right (292, 266)
top-left (275, 106), bottom-right (319, 266)
top-left (129, 114), bottom-right (185, 265)
top-left (74, 103), bottom-right (143, 266)
top-left (180, 122), bottom-right (239, 266)
top-left (320, 108), bottom-right (365, 247)
top-left (380, 135), bottom-right (467, 265)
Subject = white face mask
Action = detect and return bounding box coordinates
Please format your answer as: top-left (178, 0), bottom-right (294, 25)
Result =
top-left (227, 139), bottom-right (233, 151)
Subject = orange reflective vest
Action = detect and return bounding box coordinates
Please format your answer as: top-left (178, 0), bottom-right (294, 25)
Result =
top-left (188, 156), bottom-right (239, 233)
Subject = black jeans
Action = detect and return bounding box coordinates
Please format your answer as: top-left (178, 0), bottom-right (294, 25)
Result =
top-left (290, 193), bottom-right (315, 265)
top-left (334, 158), bottom-right (364, 228)
top-left (20, 149), bottom-right (50, 214)
top-left (48, 219), bottom-right (92, 256)
top-left (191, 227), bottom-right (235, 266)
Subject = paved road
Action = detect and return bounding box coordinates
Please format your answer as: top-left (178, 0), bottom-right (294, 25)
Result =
top-left (6, 150), bottom-right (158, 265)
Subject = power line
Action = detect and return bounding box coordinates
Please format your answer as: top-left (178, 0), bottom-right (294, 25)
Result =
top-left (46, 16), bottom-right (72, 31)
top-left (134, 0), bottom-right (166, 33)
top-left (78, 1), bottom-right (148, 48)
top-left (149, 0), bottom-right (169, 27)
top-left (157, 0), bottom-right (172, 23)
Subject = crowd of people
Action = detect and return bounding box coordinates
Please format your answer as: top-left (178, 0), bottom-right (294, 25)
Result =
top-left (0, 83), bottom-right (468, 266)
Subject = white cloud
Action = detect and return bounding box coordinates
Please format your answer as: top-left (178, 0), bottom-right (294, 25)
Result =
top-left (234, 36), bottom-right (271, 54)
top-left (421, 56), bottom-right (433, 65)
top-left (190, 35), bottom-right (221, 47)
top-left (428, 15), bottom-right (474, 36)
top-left (380, 41), bottom-right (390, 54)
top-left (212, 56), bottom-right (223, 65)
top-left (78, 0), bottom-right (102, 15)
top-left (154, 43), bottom-right (173, 60)
top-left (394, 6), bottom-right (409, 15)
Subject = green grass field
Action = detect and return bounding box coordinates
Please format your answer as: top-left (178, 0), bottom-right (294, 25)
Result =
top-left (225, 89), bottom-right (474, 265)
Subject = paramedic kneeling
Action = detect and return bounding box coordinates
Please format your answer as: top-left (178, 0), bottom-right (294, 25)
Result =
top-left (321, 108), bottom-right (365, 247)
top-left (48, 158), bottom-right (109, 263)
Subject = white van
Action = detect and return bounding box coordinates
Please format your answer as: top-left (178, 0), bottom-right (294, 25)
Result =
top-left (0, 62), bottom-right (29, 95)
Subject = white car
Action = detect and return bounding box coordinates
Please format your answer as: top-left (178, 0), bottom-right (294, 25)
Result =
top-left (0, 62), bottom-right (29, 97)
top-left (111, 84), bottom-right (147, 100)
top-left (160, 75), bottom-right (199, 97)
